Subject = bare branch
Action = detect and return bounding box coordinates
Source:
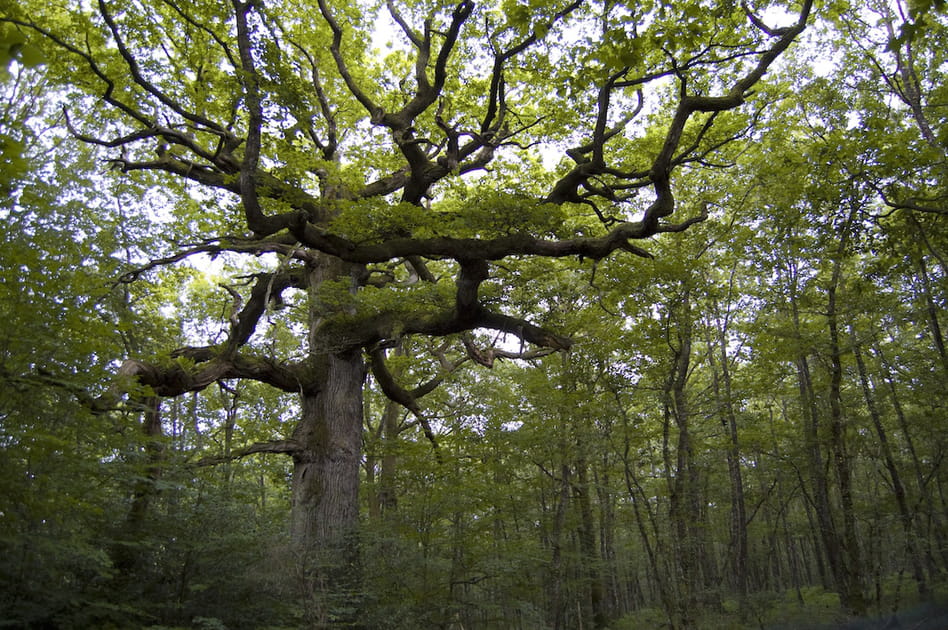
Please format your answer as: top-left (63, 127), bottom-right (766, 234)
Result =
top-left (288, 39), bottom-right (339, 160)
top-left (386, 0), bottom-right (424, 48)
top-left (368, 348), bottom-right (442, 451)
top-left (232, 0), bottom-right (280, 236)
top-left (482, 0), bottom-right (585, 134)
top-left (158, 0), bottom-right (239, 70)
top-left (194, 439), bottom-right (304, 466)
top-left (461, 334), bottom-right (560, 368)
top-left (316, 0), bottom-right (384, 121)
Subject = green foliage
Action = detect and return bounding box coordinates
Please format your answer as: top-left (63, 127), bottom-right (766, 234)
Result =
top-left (1, 0), bottom-right (947, 628)
top-left (0, 22), bottom-right (45, 76)
top-left (328, 192), bottom-right (570, 243)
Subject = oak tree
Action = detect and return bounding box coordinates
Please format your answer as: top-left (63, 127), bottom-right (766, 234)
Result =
top-left (3, 0), bottom-right (814, 623)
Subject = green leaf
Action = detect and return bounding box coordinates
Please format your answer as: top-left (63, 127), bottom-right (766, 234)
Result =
top-left (17, 43), bottom-right (45, 67)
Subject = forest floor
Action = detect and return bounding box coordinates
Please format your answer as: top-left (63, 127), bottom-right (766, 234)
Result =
top-left (764, 601), bottom-right (948, 630)
top-left (613, 585), bottom-right (948, 630)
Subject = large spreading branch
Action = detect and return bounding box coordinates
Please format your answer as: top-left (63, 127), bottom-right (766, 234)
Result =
top-left (5, 0), bottom-right (814, 428)
top-left (286, 211), bottom-right (703, 265)
top-left (92, 352), bottom-right (311, 407)
top-left (115, 237), bottom-right (318, 285)
top-left (644, 0), bottom-right (811, 229)
top-left (320, 258), bottom-right (573, 354)
top-left (548, 0), bottom-right (813, 231)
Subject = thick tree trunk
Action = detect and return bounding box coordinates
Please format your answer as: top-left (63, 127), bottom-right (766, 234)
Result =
top-left (290, 349), bottom-right (365, 628)
top-left (112, 396), bottom-right (164, 578)
top-left (281, 251), bottom-right (367, 627)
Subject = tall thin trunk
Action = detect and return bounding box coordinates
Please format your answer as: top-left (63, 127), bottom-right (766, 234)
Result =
top-left (575, 459), bottom-right (607, 628)
top-left (706, 298), bottom-right (749, 595)
top-left (550, 464), bottom-right (572, 630)
top-left (222, 385), bottom-right (238, 487)
top-left (851, 333), bottom-right (927, 597)
top-left (378, 398), bottom-right (401, 516)
top-left (594, 460), bottom-right (620, 620)
top-left (622, 452), bottom-right (677, 629)
top-left (914, 254), bottom-right (948, 375)
top-left (825, 208), bottom-right (866, 616)
top-left (882, 0), bottom-right (940, 149)
top-left (785, 258), bottom-right (839, 591)
top-left (664, 287), bottom-right (701, 628)
top-left (875, 341), bottom-right (948, 575)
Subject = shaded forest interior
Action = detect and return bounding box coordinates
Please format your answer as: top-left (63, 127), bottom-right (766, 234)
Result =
top-left (1, 0), bottom-right (947, 628)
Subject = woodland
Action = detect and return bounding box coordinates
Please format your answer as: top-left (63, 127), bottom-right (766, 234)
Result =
top-left (0, 0), bottom-right (947, 628)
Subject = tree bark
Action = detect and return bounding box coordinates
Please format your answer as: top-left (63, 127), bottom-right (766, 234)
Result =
top-left (290, 351), bottom-right (365, 628)
top-left (288, 254), bottom-right (367, 628)
top-left (825, 208), bottom-right (866, 616)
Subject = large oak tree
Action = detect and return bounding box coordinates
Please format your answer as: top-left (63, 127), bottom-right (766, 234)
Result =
top-left (3, 0), bottom-right (813, 624)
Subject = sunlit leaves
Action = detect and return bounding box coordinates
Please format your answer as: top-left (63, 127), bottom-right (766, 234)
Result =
top-left (0, 22), bottom-right (45, 76)
top-left (328, 191), bottom-right (570, 243)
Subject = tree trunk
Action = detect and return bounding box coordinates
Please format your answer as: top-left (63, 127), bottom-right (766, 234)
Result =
top-left (575, 459), bottom-right (607, 628)
top-left (621, 431), bottom-right (676, 628)
top-left (851, 332), bottom-right (928, 597)
top-left (875, 340), bottom-right (948, 575)
top-left (706, 298), bottom-right (749, 595)
top-left (112, 396), bottom-right (164, 578)
top-left (664, 286), bottom-right (702, 628)
top-left (378, 398), bottom-right (401, 516)
top-left (594, 460), bottom-right (620, 620)
top-left (914, 254), bottom-right (948, 376)
top-left (281, 251), bottom-right (367, 627)
top-left (784, 258), bottom-right (840, 592)
top-left (825, 208), bottom-right (866, 616)
top-left (549, 463), bottom-right (572, 630)
top-left (290, 351), bottom-right (365, 628)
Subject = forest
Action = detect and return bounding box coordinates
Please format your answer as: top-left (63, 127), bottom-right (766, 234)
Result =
top-left (0, 0), bottom-right (946, 628)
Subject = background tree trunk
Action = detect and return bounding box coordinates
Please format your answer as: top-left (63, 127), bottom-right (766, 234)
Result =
top-left (825, 208), bottom-right (866, 616)
top-left (707, 295), bottom-right (749, 595)
top-left (851, 332), bottom-right (927, 597)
